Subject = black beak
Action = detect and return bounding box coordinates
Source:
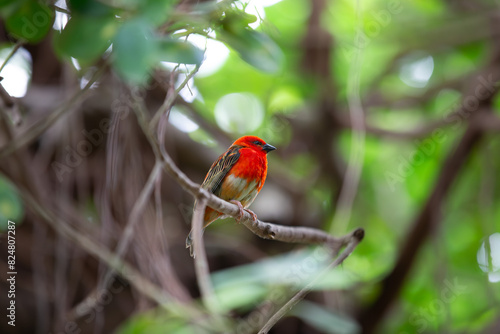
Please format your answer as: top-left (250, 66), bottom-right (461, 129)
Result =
top-left (263, 143), bottom-right (276, 153)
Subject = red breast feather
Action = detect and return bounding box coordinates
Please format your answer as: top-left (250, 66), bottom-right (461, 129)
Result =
top-left (203, 147), bottom-right (268, 225)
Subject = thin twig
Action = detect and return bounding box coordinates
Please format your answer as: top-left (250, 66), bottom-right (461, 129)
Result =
top-left (54, 5), bottom-right (71, 15)
top-left (150, 64), bottom-right (200, 128)
top-left (258, 228), bottom-right (365, 334)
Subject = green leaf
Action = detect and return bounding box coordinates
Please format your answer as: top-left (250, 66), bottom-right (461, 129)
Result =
top-left (112, 19), bottom-right (156, 84)
top-left (54, 15), bottom-right (117, 64)
top-left (156, 38), bottom-right (204, 65)
top-left (5, 0), bottom-right (54, 43)
top-left (218, 29), bottom-right (283, 73)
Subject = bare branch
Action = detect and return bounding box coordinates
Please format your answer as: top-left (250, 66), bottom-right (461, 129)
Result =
top-left (192, 196), bottom-right (218, 312)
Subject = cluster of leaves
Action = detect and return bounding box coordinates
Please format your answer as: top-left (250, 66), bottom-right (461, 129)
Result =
top-left (0, 0), bottom-right (283, 84)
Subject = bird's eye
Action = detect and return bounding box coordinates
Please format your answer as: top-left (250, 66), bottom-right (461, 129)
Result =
top-left (253, 140), bottom-right (263, 146)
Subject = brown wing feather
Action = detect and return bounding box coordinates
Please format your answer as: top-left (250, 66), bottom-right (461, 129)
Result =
top-left (201, 145), bottom-right (241, 196)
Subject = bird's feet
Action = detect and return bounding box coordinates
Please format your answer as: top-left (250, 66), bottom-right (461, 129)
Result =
top-left (229, 200), bottom-right (258, 222)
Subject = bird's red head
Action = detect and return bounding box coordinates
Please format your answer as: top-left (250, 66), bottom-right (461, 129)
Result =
top-left (233, 136), bottom-right (276, 154)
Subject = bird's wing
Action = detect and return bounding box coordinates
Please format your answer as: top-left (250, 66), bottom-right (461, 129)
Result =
top-left (202, 145), bottom-right (241, 196)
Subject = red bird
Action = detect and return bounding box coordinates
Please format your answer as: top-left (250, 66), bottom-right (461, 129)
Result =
top-left (186, 135), bottom-right (276, 257)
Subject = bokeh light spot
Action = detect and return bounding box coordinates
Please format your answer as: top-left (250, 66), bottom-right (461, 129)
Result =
top-left (477, 233), bottom-right (500, 283)
top-left (214, 93), bottom-right (264, 134)
top-left (0, 46), bottom-right (32, 98)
